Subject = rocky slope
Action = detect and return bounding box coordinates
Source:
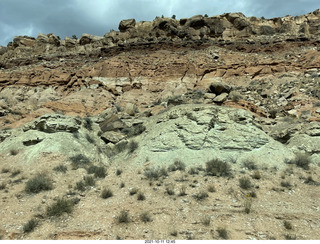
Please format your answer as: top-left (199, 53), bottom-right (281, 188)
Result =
top-left (0, 10), bottom-right (320, 240)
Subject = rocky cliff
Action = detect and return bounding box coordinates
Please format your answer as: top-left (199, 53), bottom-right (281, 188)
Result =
top-left (0, 10), bottom-right (320, 240)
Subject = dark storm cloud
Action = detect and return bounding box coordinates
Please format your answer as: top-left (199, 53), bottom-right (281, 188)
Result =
top-left (0, 0), bottom-right (319, 46)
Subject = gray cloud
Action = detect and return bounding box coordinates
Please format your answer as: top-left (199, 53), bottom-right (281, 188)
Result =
top-left (0, 0), bottom-right (319, 46)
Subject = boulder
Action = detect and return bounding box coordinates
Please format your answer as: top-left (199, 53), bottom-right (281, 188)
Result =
top-left (213, 92), bottom-right (228, 103)
top-left (208, 82), bottom-right (232, 95)
top-left (65, 37), bottom-right (77, 48)
top-left (100, 131), bottom-right (126, 144)
top-left (99, 114), bottom-right (127, 132)
top-left (13, 36), bottom-right (35, 48)
top-left (79, 33), bottom-right (104, 45)
top-left (119, 19), bottom-right (136, 32)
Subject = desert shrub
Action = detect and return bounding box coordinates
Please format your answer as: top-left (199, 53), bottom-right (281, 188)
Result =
top-left (69, 154), bottom-right (91, 169)
top-left (165, 185), bottom-right (175, 195)
top-left (217, 227), bottom-right (228, 239)
top-left (25, 173), bottom-right (53, 194)
top-left (75, 181), bottom-right (86, 192)
top-left (281, 181), bottom-right (292, 189)
top-left (243, 194), bottom-right (253, 214)
top-left (243, 160), bottom-right (258, 170)
top-left (10, 149), bottom-right (19, 156)
top-left (128, 140), bottom-right (139, 153)
top-left (239, 177), bottom-right (252, 189)
top-left (205, 159), bottom-right (232, 177)
top-left (1, 168), bottom-right (10, 173)
top-left (144, 167), bottom-right (168, 180)
top-left (289, 152), bottom-right (311, 170)
top-left (10, 169), bottom-right (21, 178)
top-left (178, 185), bottom-right (187, 196)
top-left (168, 160), bottom-right (186, 172)
top-left (53, 164), bottom-right (68, 173)
top-left (116, 169), bottom-right (122, 176)
top-left (208, 185), bottom-right (216, 193)
top-left (0, 183), bottom-right (6, 190)
top-left (83, 175), bottom-right (95, 186)
top-left (194, 191), bottom-right (209, 201)
top-left (87, 165), bottom-right (107, 178)
top-left (285, 234), bottom-right (296, 240)
top-left (101, 188), bottom-right (113, 199)
top-left (137, 192), bottom-right (146, 201)
top-left (23, 219), bottom-right (38, 233)
top-left (201, 215), bottom-right (211, 226)
top-left (170, 230), bottom-right (178, 237)
top-left (140, 212), bottom-right (152, 223)
top-left (120, 182), bottom-right (125, 188)
top-left (129, 187), bottom-right (139, 195)
top-left (46, 198), bottom-right (74, 217)
top-left (188, 167), bottom-right (199, 175)
top-left (284, 220), bottom-right (293, 230)
top-left (117, 210), bottom-right (129, 223)
top-left (252, 170), bottom-right (261, 179)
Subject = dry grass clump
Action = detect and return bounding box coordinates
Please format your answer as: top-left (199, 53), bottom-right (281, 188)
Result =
top-left (168, 160), bottom-right (186, 172)
top-left (239, 176), bottom-right (252, 189)
top-left (101, 188), bottom-right (113, 199)
top-left (217, 227), bottom-right (229, 239)
top-left (144, 167), bottom-right (168, 181)
top-left (140, 212), bottom-right (152, 223)
top-left (205, 159), bottom-right (232, 177)
top-left (46, 198), bottom-right (74, 217)
top-left (25, 173), bottom-right (53, 194)
top-left (117, 210), bottom-right (130, 224)
top-left (23, 219), bottom-right (38, 233)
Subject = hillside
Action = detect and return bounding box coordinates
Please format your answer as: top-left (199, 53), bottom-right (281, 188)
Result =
top-left (0, 10), bottom-right (320, 240)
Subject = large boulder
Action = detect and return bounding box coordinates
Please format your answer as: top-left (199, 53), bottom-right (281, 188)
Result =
top-left (12, 36), bottom-right (35, 48)
top-left (208, 82), bottom-right (232, 95)
top-left (119, 19), bottom-right (136, 32)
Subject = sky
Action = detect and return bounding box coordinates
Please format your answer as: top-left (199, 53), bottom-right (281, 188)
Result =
top-left (0, 0), bottom-right (319, 46)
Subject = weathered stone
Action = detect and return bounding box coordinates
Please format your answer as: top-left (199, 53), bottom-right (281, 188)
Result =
top-left (119, 19), bottom-right (136, 32)
top-left (99, 114), bottom-right (127, 132)
top-left (208, 82), bottom-right (231, 95)
top-left (213, 92), bottom-right (228, 103)
top-left (124, 103), bottom-right (138, 116)
top-left (101, 131), bottom-right (126, 144)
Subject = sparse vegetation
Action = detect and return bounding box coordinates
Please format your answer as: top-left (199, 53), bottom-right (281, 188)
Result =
top-left (168, 160), bottom-right (186, 172)
top-left (243, 194), bottom-right (253, 214)
top-left (114, 141), bottom-right (128, 153)
top-left (285, 234), bottom-right (297, 240)
top-left (116, 169), bottom-right (122, 176)
top-left (140, 212), bottom-right (152, 223)
top-left (75, 181), bottom-right (86, 192)
top-left (281, 181), bottom-right (292, 189)
top-left (87, 165), bottom-right (107, 178)
top-left (85, 133), bottom-right (95, 144)
top-left (69, 154), bottom-right (91, 169)
top-left (287, 152), bottom-right (311, 170)
top-left (217, 227), bottom-right (228, 239)
top-left (101, 188), bottom-right (113, 199)
top-left (194, 191), bottom-right (209, 201)
top-left (239, 176), bottom-right (252, 189)
top-left (284, 220), bottom-right (293, 230)
top-left (23, 219), bottom-right (38, 233)
top-left (208, 185), bottom-right (216, 193)
top-left (10, 149), bottom-right (19, 156)
top-left (83, 175), bottom-right (95, 186)
top-left (83, 117), bottom-right (93, 130)
top-left (1, 168), bottom-right (10, 173)
top-left (46, 198), bottom-right (74, 217)
top-left (243, 160), bottom-right (258, 170)
top-left (165, 185), bottom-right (175, 195)
top-left (144, 167), bottom-right (168, 180)
top-left (117, 210), bottom-right (130, 223)
top-left (188, 167), bottom-right (199, 175)
top-left (178, 185), bottom-right (187, 196)
top-left (120, 182), bottom-right (125, 188)
top-left (229, 90), bottom-right (243, 102)
top-left (25, 173), bottom-right (53, 194)
top-left (252, 170), bottom-right (261, 180)
top-left (128, 140), bottom-right (139, 153)
top-left (201, 215), bottom-right (211, 226)
top-left (122, 124), bottom-right (146, 137)
top-left (0, 183), bottom-right (6, 190)
top-left (53, 164), bottom-right (68, 173)
top-left (137, 192), bottom-right (146, 201)
top-left (205, 159), bottom-right (232, 177)
top-left (10, 169), bottom-right (21, 178)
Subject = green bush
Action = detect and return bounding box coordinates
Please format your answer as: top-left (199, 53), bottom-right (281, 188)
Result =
top-left (25, 173), bottom-right (53, 194)
top-left (75, 181), bottom-right (86, 192)
top-left (243, 160), bottom-right (258, 170)
top-left (284, 220), bottom-right (293, 230)
top-left (83, 175), bottom-right (95, 186)
top-left (46, 198), bottom-right (74, 217)
top-left (290, 153), bottom-right (311, 170)
top-left (205, 159), bottom-right (232, 177)
top-left (239, 177), bottom-right (252, 190)
top-left (23, 219), bottom-right (38, 233)
top-left (116, 169), bottom-right (122, 176)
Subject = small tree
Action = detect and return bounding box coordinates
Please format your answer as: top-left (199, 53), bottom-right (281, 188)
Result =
top-left (71, 35), bottom-right (77, 39)
top-left (172, 15), bottom-right (176, 19)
